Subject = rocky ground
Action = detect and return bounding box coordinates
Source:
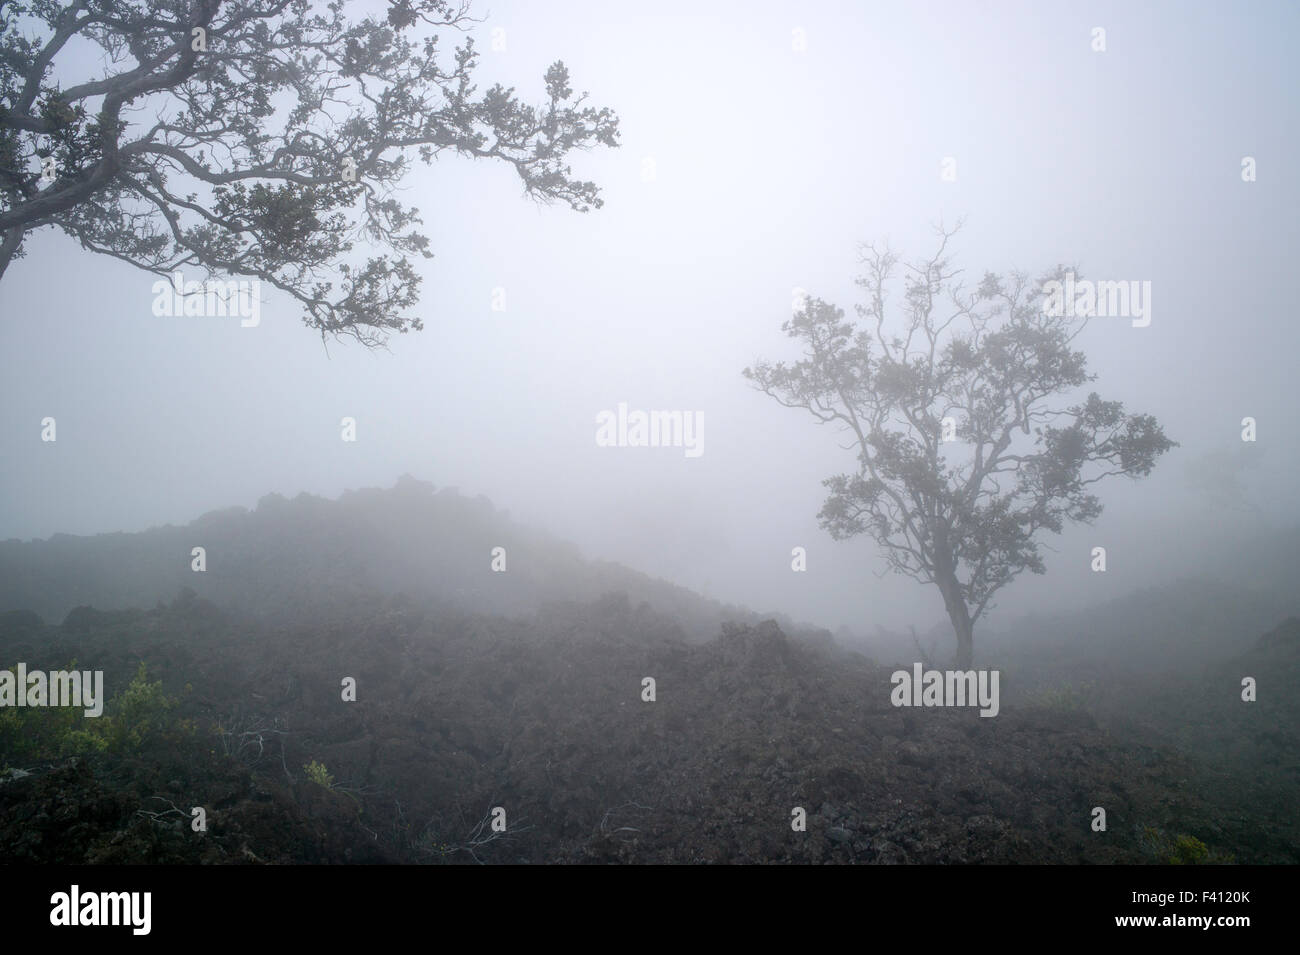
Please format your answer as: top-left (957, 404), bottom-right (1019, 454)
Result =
top-left (1, 595), bottom-right (1295, 864)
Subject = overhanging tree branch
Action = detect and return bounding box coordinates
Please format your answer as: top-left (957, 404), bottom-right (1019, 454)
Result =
top-left (0, 0), bottom-right (620, 343)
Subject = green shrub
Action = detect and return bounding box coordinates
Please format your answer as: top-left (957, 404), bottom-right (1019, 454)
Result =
top-left (303, 759), bottom-right (335, 789)
top-left (101, 662), bottom-right (177, 753)
top-left (0, 660), bottom-right (179, 765)
top-left (1139, 825), bottom-right (1230, 865)
top-left (0, 659), bottom-right (98, 763)
top-left (1169, 834), bottom-right (1210, 865)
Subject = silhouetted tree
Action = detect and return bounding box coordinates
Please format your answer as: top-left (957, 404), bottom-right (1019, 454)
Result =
top-left (745, 222), bottom-right (1176, 666)
top-left (0, 0), bottom-right (619, 344)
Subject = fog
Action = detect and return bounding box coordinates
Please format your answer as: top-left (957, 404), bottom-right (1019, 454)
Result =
top-left (4, 0), bottom-right (1300, 885)
top-left (2, 0), bottom-right (1297, 641)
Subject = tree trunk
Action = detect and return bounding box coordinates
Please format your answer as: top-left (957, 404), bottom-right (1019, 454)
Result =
top-left (948, 605), bottom-right (974, 670)
top-left (936, 571), bottom-right (975, 669)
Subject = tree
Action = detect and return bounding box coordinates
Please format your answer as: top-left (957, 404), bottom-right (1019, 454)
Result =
top-left (0, 0), bottom-right (619, 345)
top-left (744, 222), bottom-right (1176, 667)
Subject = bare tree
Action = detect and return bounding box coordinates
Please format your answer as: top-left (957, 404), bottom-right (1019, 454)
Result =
top-left (0, 0), bottom-right (620, 344)
top-left (745, 221), bottom-right (1176, 667)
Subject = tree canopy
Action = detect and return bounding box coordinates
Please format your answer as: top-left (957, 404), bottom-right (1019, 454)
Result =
top-left (0, 0), bottom-right (620, 344)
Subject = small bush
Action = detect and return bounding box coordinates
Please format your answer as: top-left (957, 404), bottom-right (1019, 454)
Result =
top-left (1169, 834), bottom-right (1210, 865)
top-left (0, 660), bottom-right (180, 765)
top-left (1139, 825), bottom-right (1230, 865)
top-left (303, 759), bottom-right (335, 789)
top-left (101, 662), bottom-right (178, 753)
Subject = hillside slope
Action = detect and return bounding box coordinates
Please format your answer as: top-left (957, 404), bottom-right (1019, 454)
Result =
top-left (0, 476), bottom-right (801, 641)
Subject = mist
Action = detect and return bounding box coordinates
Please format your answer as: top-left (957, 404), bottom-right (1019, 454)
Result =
top-left (0, 0), bottom-right (1296, 881)
top-left (2, 0), bottom-right (1295, 640)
